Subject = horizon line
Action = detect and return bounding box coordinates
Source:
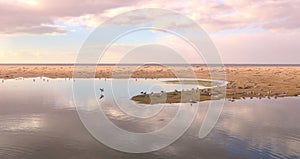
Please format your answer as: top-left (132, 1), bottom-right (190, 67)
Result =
top-left (0, 63), bottom-right (299, 66)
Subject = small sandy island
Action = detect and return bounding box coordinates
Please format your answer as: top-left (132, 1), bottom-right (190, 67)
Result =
top-left (0, 65), bottom-right (299, 104)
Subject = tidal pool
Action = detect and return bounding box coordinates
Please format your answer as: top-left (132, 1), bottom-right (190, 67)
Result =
top-left (0, 78), bottom-right (299, 159)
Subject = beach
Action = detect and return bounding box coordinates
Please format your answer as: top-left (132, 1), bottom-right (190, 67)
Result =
top-left (1, 65), bottom-right (299, 103)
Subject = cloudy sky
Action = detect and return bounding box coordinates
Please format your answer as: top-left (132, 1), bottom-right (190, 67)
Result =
top-left (0, 0), bottom-right (299, 64)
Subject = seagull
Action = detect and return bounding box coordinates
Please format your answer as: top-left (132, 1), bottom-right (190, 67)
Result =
top-left (100, 88), bottom-right (104, 92)
top-left (257, 93), bottom-right (262, 96)
top-left (159, 91), bottom-right (165, 96)
top-left (189, 99), bottom-right (197, 103)
top-left (229, 97), bottom-right (235, 102)
top-left (267, 90), bottom-right (272, 95)
top-left (283, 90), bottom-right (288, 95)
top-left (99, 94), bottom-right (104, 100)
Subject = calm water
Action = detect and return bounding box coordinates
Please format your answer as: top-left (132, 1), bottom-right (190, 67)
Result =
top-left (0, 78), bottom-right (299, 159)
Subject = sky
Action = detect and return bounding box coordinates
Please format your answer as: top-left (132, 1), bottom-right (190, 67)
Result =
top-left (0, 0), bottom-right (299, 64)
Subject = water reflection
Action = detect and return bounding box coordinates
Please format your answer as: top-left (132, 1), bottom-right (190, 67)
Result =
top-left (0, 115), bottom-right (43, 131)
top-left (0, 78), bottom-right (299, 158)
top-left (207, 98), bottom-right (300, 159)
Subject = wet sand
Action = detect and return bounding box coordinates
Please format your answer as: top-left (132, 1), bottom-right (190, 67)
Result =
top-left (0, 65), bottom-right (299, 103)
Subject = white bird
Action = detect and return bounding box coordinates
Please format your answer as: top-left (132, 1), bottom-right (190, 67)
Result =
top-left (150, 92), bottom-right (154, 96)
top-left (159, 91), bottom-right (164, 96)
top-left (229, 97), bottom-right (235, 102)
top-left (189, 99), bottom-right (197, 103)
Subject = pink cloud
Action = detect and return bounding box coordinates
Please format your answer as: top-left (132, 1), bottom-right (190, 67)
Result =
top-left (211, 31), bottom-right (300, 64)
top-left (1, 0), bottom-right (300, 35)
top-left (0, 0), bottom-right (140, 34)
top-left (217, 0), bottom-right (300, 32)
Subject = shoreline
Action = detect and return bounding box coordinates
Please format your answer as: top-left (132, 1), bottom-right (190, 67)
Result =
top-left (131, 86), bottom-right (300, 104)
top-left (1, 65), bottom-right (300, 78)
top-left (1, 65), bottom-right (299, 103)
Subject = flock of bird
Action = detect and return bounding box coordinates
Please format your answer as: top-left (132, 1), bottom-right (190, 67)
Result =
top-left (1, 78), bottom-right (295, 104)
top-left (138, 85), bottom-right (291, 104)
top-left (228, 89), bottom-right (290, 102)
top-left (99, 88), bottom-right (104, 100)
top-left (1, 78), bottom-right (51, 83)
top-left (139, 88), bottom-right (210, 105)
top-left (140, 88), bottom-right (210, 96)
